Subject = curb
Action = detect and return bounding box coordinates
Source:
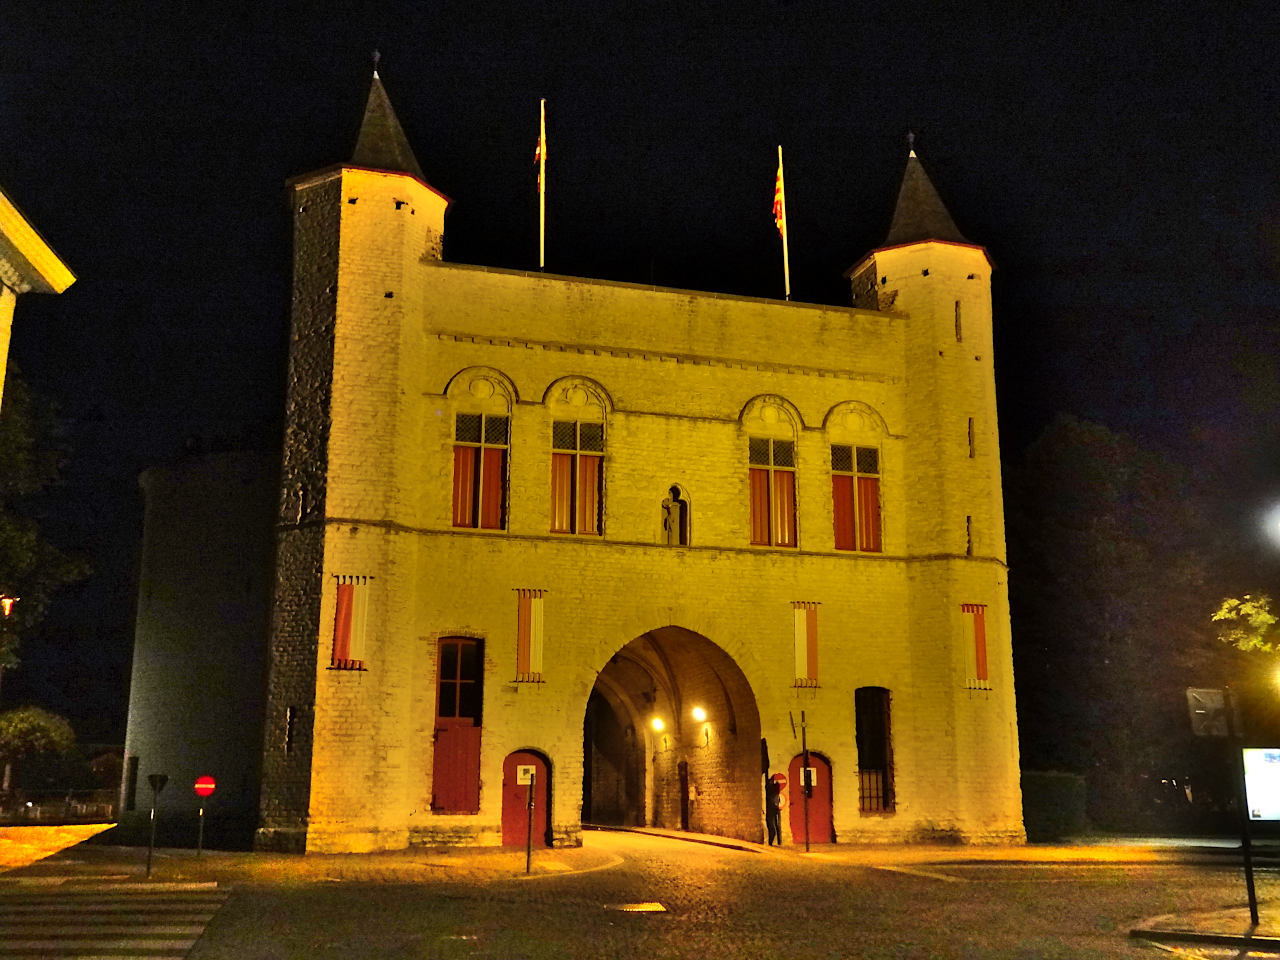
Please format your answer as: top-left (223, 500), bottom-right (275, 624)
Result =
top-left (584, 824), bottom-right (763, 854)
top-left (1130, 928), bottom-right (1280, 949)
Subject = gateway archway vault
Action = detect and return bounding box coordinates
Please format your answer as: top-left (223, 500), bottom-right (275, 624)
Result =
top-left (583, 626), bottom-right (763, 843)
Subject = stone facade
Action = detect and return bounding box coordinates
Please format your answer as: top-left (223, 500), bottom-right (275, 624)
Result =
top-left (256, 78), bottom-right (1024, 852)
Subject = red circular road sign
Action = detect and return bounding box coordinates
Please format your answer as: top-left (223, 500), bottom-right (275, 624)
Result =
top-left (770, 772), bottom-right (787, 787)
top-left (194, 776), bottom-right (216, 798)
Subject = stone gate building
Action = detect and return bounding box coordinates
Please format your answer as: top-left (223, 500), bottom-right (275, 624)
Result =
top-left (255, 71), bottom-right (1024, 852)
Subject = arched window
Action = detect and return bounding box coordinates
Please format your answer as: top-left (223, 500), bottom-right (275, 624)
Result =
top-left (826, 402), bottom-right (886, 553)
top-left (741, 397), bottom-right (800, 548)
top-left (547, 379), bottom-right (609, 536)
top-left (447, 371), bottom-right (514, 530)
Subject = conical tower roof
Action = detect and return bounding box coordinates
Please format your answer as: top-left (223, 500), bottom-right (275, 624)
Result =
top-left (351, 70), bottom-right (426, 182)
top-left (882, 149), bottom-right (969, 247)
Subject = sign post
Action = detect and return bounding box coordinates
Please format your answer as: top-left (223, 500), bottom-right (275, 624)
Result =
top-left (146, 773), bottom-right (168, 879)
top-left (194, 776), bottom-right (216, 857)
top-left (1226, 688), bottom-right (1259, 926)
top-left (800, 710), bottom-right (811, 854)
top-left (524, 769), bottom-right (536, 875)
top-left (1188, 686), bottom-right (1257, 925)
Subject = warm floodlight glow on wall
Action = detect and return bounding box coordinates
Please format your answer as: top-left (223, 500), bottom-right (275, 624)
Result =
top-left (650, 716), bottom-right (665, 732)
top-left (691, 706), bottom-right (707, 722)
top-left (0, 595), bottom-right (17, 617)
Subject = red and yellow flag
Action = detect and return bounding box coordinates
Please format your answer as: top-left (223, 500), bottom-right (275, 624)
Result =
top-left (773, 154), bottom-right (786, 237)
top-left (535, 99), bottom-right (548, 269)
top-left (535, 100), bottom-right (546, 194)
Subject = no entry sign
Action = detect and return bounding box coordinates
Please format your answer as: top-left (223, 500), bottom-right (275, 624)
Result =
top-left (194, 775), bottom-right (216, 798)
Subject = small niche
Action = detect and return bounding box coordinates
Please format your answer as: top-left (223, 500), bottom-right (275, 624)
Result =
top-left (661, 485), bottom-right (690, 546)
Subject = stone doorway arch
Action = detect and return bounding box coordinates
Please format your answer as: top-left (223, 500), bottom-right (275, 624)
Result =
top-left (582, 626), bottom-right (763, 843)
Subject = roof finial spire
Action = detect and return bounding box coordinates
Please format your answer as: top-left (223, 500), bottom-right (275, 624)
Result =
top-left (907, 130), bottom-right (916, 158)
top-left (372, 49), bottom-right (381, 79)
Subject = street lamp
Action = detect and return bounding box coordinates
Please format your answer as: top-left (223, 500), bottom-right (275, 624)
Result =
top-left (691, 706), bottom-right (707, 722)
top-left (650, 716), bottom-right (665, 732)
top-left (1263, 502), bottom-right (1280, 551)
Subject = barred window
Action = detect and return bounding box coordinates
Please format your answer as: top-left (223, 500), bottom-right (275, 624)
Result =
top-left (831, 444), bottom-right (881, 552)
top-left (452, 413), bottom-right (509, 530)
top-left (749, 439), bottom-right (796, 547)
top-left (855, 687), bottom-right (894, 814)
top-left (551, 420), bottom-right (604, 535)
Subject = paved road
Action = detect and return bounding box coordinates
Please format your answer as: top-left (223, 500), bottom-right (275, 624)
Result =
top-left (173, 832), bottom-right (1276, 959)
top-left (5, 833), bottom-right (1276, 959)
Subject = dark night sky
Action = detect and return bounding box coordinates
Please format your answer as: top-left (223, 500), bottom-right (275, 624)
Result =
top-left (2, 0), bottom-right (1278, 741)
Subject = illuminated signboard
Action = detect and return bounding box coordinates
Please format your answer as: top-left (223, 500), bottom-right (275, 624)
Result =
top-left (1243, 749), bottom-right (1280, 820)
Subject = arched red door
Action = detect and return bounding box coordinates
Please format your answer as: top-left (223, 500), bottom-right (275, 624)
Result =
top-left (788, 753), bottom-right (833, 844)
top-left (502, 751), bottom-right (550, 847)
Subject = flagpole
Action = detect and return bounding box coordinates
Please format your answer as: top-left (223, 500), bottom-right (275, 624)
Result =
top-left (539, 98), bottom-right (546, 271)
top-left (777, 145), bottom-right (791, 301)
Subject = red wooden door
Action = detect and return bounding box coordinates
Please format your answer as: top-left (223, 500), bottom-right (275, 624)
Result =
top-left (502, 751), bottom-right (549, 847)
top-left (433, 720), bottom-right (481, 812)
top-left (788, 754), bottom-right (833, 844)
top-left (432, 638), bottom-right (483, 813)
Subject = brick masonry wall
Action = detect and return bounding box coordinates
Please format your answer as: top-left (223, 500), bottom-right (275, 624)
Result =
top-left (272, 170), bottom-right (1024, 852)
top-left (256, 172), bottom-right (343, 851)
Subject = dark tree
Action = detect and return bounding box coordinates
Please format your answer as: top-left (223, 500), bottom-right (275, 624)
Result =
top-left (0, 370), bottom-right (88, 677)
top-left (1006, 415), bottom-right (1237, 828)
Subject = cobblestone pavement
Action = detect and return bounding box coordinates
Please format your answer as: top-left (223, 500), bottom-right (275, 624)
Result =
top-left (6, 830), bottom-right (1280, 958)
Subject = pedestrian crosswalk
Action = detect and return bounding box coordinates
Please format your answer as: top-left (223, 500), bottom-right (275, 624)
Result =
top-left (0, 883), bottom-right (227, 958)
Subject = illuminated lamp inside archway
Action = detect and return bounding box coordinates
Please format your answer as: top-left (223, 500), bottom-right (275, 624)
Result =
top-left (583, 626), bottom-right (762, 842)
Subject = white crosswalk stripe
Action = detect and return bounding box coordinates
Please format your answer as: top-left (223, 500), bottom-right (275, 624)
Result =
top-left (0, 886), bottom-right (228, 958)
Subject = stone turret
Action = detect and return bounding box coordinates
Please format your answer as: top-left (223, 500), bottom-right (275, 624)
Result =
top-left (259, 68), bottom-right (448, 851)
top-left (846, 145), bottom-right (1020, 838)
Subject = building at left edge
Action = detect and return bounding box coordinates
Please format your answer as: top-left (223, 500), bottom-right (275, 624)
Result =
top-left (0, 181), bottom-right (74, 412)
top-left (0, 181), bottom-right (74, 652)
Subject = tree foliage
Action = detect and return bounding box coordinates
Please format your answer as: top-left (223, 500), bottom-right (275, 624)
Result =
top-left (0, 705), bottom-right (74, 762)
top-left (1213, 594), bottom-right (1280, 654)
top-left (1006, 415), bottom-right (1235, 826)
top-left (0, 369), bottom-right (88, 669)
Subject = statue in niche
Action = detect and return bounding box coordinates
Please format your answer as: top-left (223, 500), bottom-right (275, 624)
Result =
top-left (661, 486), bottom-right (689, 546)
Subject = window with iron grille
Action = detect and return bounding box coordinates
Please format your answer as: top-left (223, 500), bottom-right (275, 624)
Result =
top-left (855, 686), bottom-right (895, 813)
top-left (748, 438), bottom-right (796, 547)
top-left (551, 420), bottom-right (604, 535)
top-left (452, 413), bottom-right (509, 529)
top-left (831, 444), bottom-right (882, 552)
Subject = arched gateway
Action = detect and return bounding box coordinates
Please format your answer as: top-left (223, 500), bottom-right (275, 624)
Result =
top-left (582, 627), bottom-right (763, 843)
